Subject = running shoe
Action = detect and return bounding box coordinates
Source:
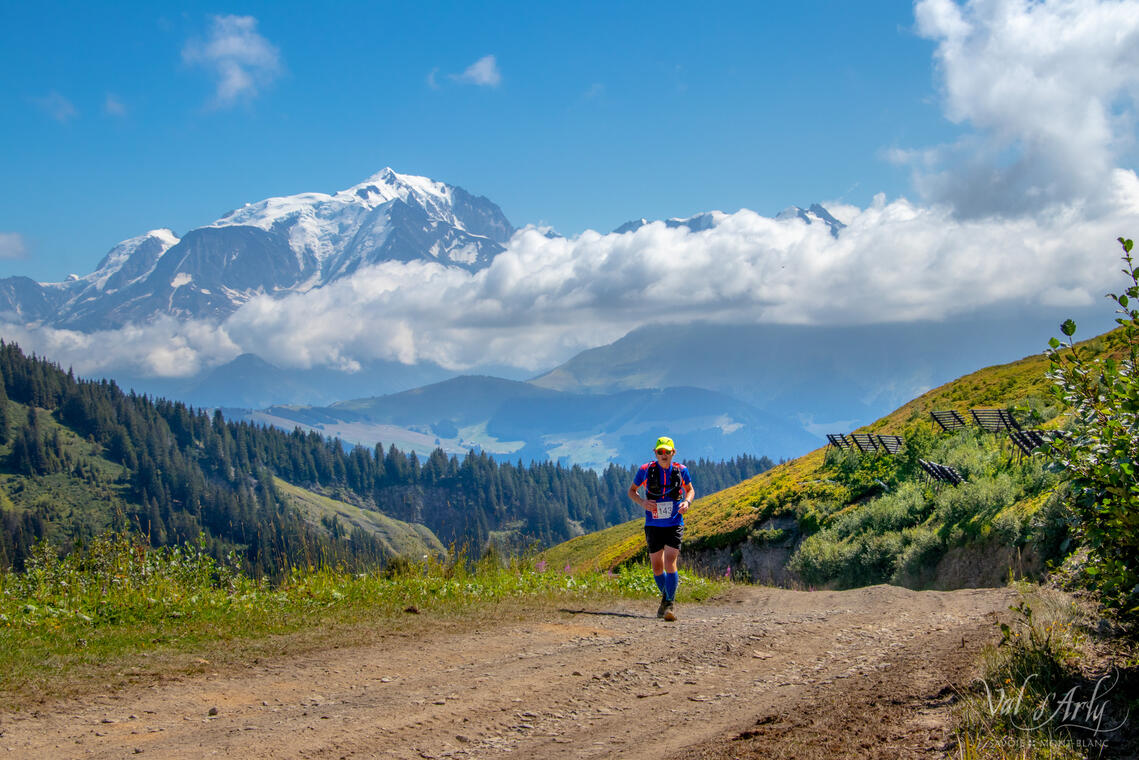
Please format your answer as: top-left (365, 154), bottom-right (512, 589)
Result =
top-left (656, 595), bottom-right (669, 618)
top-left (663, 600), bottom-right (677, 622)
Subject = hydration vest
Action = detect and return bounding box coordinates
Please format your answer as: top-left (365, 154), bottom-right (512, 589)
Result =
top-left (645, 462), bottom-right (684, 502)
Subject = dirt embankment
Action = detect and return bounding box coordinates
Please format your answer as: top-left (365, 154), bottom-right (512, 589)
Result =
top-left (0, 584), bottom-right (1014, 759)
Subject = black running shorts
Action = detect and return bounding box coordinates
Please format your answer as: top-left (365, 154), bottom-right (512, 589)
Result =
top-left (644, 524), bottom-right (684, 554)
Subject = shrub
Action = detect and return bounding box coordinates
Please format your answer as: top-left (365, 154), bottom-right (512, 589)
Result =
top-left (890, 526), bottom-right (943, 584)
top-left (1012, 395), bottom-right (1063, 428)
top-left (1046, 237), bottom-right (1139, 623)
top-left (829, 481), bottom-right (929, 535)
top-left (788, 529), bottom-right (854, 585)
top-left (934, 473), bottom-right (1019, 532)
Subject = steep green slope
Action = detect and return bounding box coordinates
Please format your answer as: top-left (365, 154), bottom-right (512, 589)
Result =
top-left (273, 478), bottom-right (444, 558)
top-left (543, 329), bottom-right (1123, 588)
top-left (0, 401), bottom-right (135, 554)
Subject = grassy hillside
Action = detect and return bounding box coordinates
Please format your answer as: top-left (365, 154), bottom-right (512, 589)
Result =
top-left (273, 478), bottom-right (444, 558)
top-left (0, 401), bottom-right (135, 544)
top-left (543, 329), bottom-right (1123, 587)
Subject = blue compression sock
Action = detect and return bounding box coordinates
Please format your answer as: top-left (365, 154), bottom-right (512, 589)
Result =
top-left (664, 572), bottom-right (679, 601)
top-left (653, 573), bottom-right (666, 595)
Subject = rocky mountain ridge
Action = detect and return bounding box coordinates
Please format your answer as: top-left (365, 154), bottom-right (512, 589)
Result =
top-left (0, 168), bottom-right (513, 330)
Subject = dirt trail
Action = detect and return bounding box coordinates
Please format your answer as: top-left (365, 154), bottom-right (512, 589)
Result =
top-left (0, 584), bottom-right (1014, 759)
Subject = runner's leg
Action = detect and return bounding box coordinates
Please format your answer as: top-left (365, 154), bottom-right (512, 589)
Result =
top-left (649, 548), bottom-right (667, 594)
top-left (662, 546), bottom-right (680, 600)
top-left (648, 547), bottom-right (669, 616)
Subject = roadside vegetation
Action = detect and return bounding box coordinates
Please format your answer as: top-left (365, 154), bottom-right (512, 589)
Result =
top-left (951, 582), bottom-right (1139, 760)
top-left (0, 531), bottom-right (719, 707)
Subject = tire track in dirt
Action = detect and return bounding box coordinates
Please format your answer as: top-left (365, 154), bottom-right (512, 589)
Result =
top-left (0, 584), bottom-right (1014, 759)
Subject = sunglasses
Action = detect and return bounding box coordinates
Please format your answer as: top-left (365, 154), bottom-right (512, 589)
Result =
top-left (655, 449), bottom-right (673, 455)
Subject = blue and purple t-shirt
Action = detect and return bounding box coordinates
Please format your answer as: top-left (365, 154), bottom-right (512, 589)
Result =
top-left (633, 462), bottom-right (692, 527)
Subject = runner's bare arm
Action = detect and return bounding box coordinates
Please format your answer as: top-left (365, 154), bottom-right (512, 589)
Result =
top-left (677, 482), bottom-right (695, 514)
top-left (628, 483), bottom-right (654, 509)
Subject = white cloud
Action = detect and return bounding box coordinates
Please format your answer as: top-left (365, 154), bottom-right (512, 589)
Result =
top-left (909, 0), bottom-right (1139, 217)
top-left (0, 233), bottom-right (27, 260)
top-left (454, 55), bottom-right (501, 87)
top-left (182, 15), bottom-right (282, 106)
top-left (103, 93), bottom-right (127, 117)
top-left (33, 91), bottom-right (77, 122)
top-left (0, 317), bottom-right (241, 379)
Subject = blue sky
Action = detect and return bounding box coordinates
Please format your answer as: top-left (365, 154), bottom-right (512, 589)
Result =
top-left (2, 1), bottom-right (955, 281)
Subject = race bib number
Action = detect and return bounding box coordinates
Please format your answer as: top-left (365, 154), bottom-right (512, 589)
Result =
top-left (654, 501), bottom-right (674, 519)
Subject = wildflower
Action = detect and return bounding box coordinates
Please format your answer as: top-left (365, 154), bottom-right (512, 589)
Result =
top-left (564, 564), bottom-right (571, 574)
top-left (535, 560), bottom-right (547, 573)
top-left (725, 566), bottom-right (732, 581)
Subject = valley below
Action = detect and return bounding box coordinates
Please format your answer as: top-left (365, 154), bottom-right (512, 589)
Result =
top-left (0, 584), bottom-right (1015, 759)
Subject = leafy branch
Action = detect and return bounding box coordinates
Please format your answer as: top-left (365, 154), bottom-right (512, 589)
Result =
top-left (1046, 237), bottom-right (1139, 622)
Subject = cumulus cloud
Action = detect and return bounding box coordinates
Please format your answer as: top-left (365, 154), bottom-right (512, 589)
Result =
top-left (454, 55), bottom-right (501, 87)
top-left (33, 91), bottom-right (77, 122)
top-left (0, 233), bottom-right (27, 260)
top-left (909, 0), bottom-right (1139, 217)
top-left (182, 14), bottom-right (282, 106)
top-left (0, 316), bottom-right (241, 379)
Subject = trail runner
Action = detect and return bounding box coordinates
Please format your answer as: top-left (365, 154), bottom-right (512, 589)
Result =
top-left (627, 436), bottom-right (695, 621)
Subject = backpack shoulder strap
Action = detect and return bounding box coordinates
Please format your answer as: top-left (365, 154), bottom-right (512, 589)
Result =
top-left (645, 461), bottom-right (661, 494)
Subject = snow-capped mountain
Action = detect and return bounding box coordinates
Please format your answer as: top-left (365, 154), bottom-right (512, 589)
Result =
top-left (612, 212), bottom-right (720, 235)
top-left (0, 169), bottom-right (513, 330)
top-left (774, 204), bottom-right (846, 238)
top-left (613, 204), bottom-right (844, 237)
